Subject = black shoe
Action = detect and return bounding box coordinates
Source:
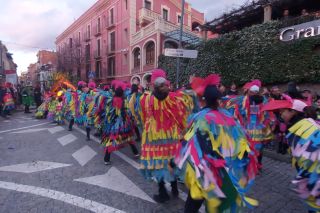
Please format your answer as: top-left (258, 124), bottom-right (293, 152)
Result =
top-left (68, 128), bottom-right (72, 131)
top-left (86, 137), bottom-right (91, 141)
top-left (153, 194), bottom-right (170, 203)
top-left (171, 188), bottom-right (179, 198)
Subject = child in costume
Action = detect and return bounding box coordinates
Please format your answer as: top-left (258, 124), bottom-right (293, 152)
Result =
top-left (224, 80), bottom-right (274, 168)
top-left (138, 69), bottom-right (190, 203)
top-left (101, 80), bottom-right (139, 164)
top-left (128, 84), bottom-right (143, 142)
top-left (84, 81), bottom-right (97, 140)
top-left (262, 98), bottom-right (320, 213)
top-left (47, 97), bottom-right (58, 122)
top-left (176, 74), bottom-right (258, 213)
top-left (54, 96), bottom-right (64, 125)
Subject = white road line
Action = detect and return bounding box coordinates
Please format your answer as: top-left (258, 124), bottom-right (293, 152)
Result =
top-left (48, 126), bottom-right (64, 134)
top-left (75, 167), bottom-right (155, 203)
top-left (0, 161), bottom-right (72, 173)
top-left (0, 122), bottom-right (50, 134)
top-left (72, 145), bottom-right (97, 166)
top-left (10, 128), bottom-right (48, 134)
top-left (71, 125), bottom-right (205, 211)
top-left (0, 181), bottom-right (125, 213)
top-left (58, 134), bottom-right (77, 146)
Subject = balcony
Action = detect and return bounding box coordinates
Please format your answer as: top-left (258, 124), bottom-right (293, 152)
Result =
top-left (105, 17), bottom-right (115, 30)
top-left (138, 8), bottom-right (160, 25)
top-left (94, 25), bottom-right (102, 37)
top-left (131, 18), bottom-right (195, 45)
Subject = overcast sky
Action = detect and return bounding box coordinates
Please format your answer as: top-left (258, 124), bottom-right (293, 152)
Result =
top-left (0, 0), bottom-right (248, 75)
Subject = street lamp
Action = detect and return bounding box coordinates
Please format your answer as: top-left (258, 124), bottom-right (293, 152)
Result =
top-left (176, 0), bottom-right (185, 89)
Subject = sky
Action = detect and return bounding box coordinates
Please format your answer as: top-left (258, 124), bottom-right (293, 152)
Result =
top-left (0, 0), bottom-right (248, 75)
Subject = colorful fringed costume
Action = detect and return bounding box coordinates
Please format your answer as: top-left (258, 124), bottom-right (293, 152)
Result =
top-left (35, 92), bottom-right (51, 119)
top-left (64, 90), bottom-right (77, 121)
top-left (287, 118), bottom-right (320, 212)
top-left (224, 95), bottom-right (274, 166)
top-left (101, 96), bottom-right (135, 153)
top-left (85, 90), bottom-right (96, 128)
top-left (139, 92), bottom-right (189, 182)
top-left (176, 108), bottom-right (258, 213)
top-left (54, 101), bottom-right (64, 124)
top-left (128, 92), bottom-right (143, 133)
top-left (47, 99), bottom-right (58, 121)
top-left (3, 92), bottom-right (15, 111)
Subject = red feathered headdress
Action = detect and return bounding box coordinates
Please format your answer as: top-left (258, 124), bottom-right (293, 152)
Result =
top-left (78, 81), bottom-right (87, 87)
top-left (261, 99), bottom-right (307, 113)
top-left (88, 81), bottom-right (96, 89)
top-left (191, 74), bottom-right (221, 96)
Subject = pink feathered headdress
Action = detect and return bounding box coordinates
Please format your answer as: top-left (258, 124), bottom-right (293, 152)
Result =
top-left (191, 74), bottom-right (221, 96)
top-left (78, 81), bottom-right (87, 87)
top-left (243, 79), bottom-right (262, 90)
top-left (111, 80), bottom-right (126, 90)
top-left (151, 69), bottom-right (167, 84)
top-left (88, 81), bottom-right (96, 89)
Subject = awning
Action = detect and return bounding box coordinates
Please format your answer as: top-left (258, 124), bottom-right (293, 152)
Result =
top-left (165, 30), bottom-right (202, 45)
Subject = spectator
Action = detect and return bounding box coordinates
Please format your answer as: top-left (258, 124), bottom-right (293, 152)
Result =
top-left (270, 86), bottom-right (283, 100)
top-left (34, 84), bottom-right (42, 108)
top-left (227, 82), bottom-right (238, 96)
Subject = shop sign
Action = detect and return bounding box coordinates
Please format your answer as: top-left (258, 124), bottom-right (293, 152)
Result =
top-left (280, 19), bottom-right (320, 42)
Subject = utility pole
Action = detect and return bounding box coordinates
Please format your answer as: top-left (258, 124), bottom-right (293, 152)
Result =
top-left (175, 0), bottom-right (185, 89)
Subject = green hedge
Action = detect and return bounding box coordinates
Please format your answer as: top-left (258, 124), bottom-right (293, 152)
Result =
top-left (158, 19), bottom-right (320, 86)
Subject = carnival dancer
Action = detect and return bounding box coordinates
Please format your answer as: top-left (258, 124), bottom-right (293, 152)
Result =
top-left (128, 84), bottom-right (143, 142)
top-left (175, 74), bottom-right (258, 213)
top-left (262, 98), bottom-right (320, 213)
top-left (138, 69), bottom-right (190, 203)
top-left (47, 95), bottom-right (58, 122)
top-left (3, 82), bottom-right (15, 114)
top-left (54, 91), bottom-right (65, 125)
top-left (101, 80), bottom-right (139, 164)
top-left (94, 85), bottom-right (112, 137)
top-left (84, 81), bottom-right (97, 141)
top-left (224, 80), bottom-right (274, 168)
top-left (21, 85), bottom-right (33, 113)
top-left (35, 90), bottom-right (51, 119)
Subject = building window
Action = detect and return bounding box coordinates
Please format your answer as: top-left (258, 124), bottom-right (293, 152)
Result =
top-left (125, 0), bottom-right (128, 10)
top-left (97, 18), bottom-right (101, 32)
top-left (133, 48), bottom-right (140, 68)
top-left (85, 44), bottom-right (90, 61)
top-left (110, 8), bottom-right (114, 25)
top-left (163, 9), bottom-right (168, 21)
top-left (145, 42), bottom-right (155, 65)
top-left (78, 32), bottom-right (81, 42)
top-left (123, 53), bottom-right (128, 65)
top-left (177, 15), bottom-right (182, 24)
top-left (69, 38), bottom-right (73, 48)
top-left (87, 25), bottom-right (91, 38)
top-left (96, 60), bottom-right (101, 78)
top-left (145, 0), bottom-right (151, 10)
top-left (97, 39), bottom-right (101, 56)
top-left (108, 57), bottom-right (115, 76)
top-left (110, 31), bottom-right (115, 52)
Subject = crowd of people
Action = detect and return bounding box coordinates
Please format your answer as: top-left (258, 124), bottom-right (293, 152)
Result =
top-left (2, 69), bottom-right (320, 213)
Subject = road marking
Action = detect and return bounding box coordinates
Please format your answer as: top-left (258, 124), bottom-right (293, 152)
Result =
top-left (72, 145), bottom-right (97, 166)
top-left (48, 126), bottom-right (64, 134)
top-left (10, 128), bottom-right (48, 134)
top-left (3, 120), bottom-right (10, 123)
top-left (75, 167), bottom-right (155, 203)
top-left (0, 122), bottom-right (50, 134)
top-left (0, 161), bottom-right (72, 173)
top-left (0, 181), bottom-right (125, 213)
top-left (70, 125), bottom-right (205, 211)
top-left (58, 134), bottom-right (77, 146)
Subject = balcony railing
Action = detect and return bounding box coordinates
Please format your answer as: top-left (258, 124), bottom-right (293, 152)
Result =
top-left (131, 18), bottom-right (195, 45)
top-left (138, 8), bottom-right (160, 24)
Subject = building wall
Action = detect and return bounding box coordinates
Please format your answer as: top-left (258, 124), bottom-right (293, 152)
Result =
top-left (56, 0), bottom-right (204, 84)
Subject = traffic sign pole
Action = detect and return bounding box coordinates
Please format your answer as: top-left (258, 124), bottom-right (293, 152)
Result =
top-left (176, 0), bottom-right (185, 89)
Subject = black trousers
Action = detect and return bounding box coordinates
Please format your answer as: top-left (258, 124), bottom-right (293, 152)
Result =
top-left (68, 119), bottom-right (74, 130)
top-left (184, 192), bottom-right (204, 213)
top-left (104, 143), bottom-right (138, 162)
top-left (24, 105), bottom-right (30, 113)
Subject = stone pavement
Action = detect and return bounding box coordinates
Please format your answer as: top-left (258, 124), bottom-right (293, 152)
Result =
top-left (0, 112), bottom-right (308, 213)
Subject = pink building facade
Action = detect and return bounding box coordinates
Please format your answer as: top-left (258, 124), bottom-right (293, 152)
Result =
top-left (56, 0), bottom-right (204, 86)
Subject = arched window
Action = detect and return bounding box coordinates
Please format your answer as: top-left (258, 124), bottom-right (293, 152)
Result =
top-left (145, 42), bottom-right (155, 65)
top-left (133, 48), bottom-right (141, 69)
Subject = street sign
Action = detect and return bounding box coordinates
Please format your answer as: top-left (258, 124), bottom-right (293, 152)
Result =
top-left (88, 71), bottom-right (95, 79)
top-left (164, 48), bottom-right (198, 59)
